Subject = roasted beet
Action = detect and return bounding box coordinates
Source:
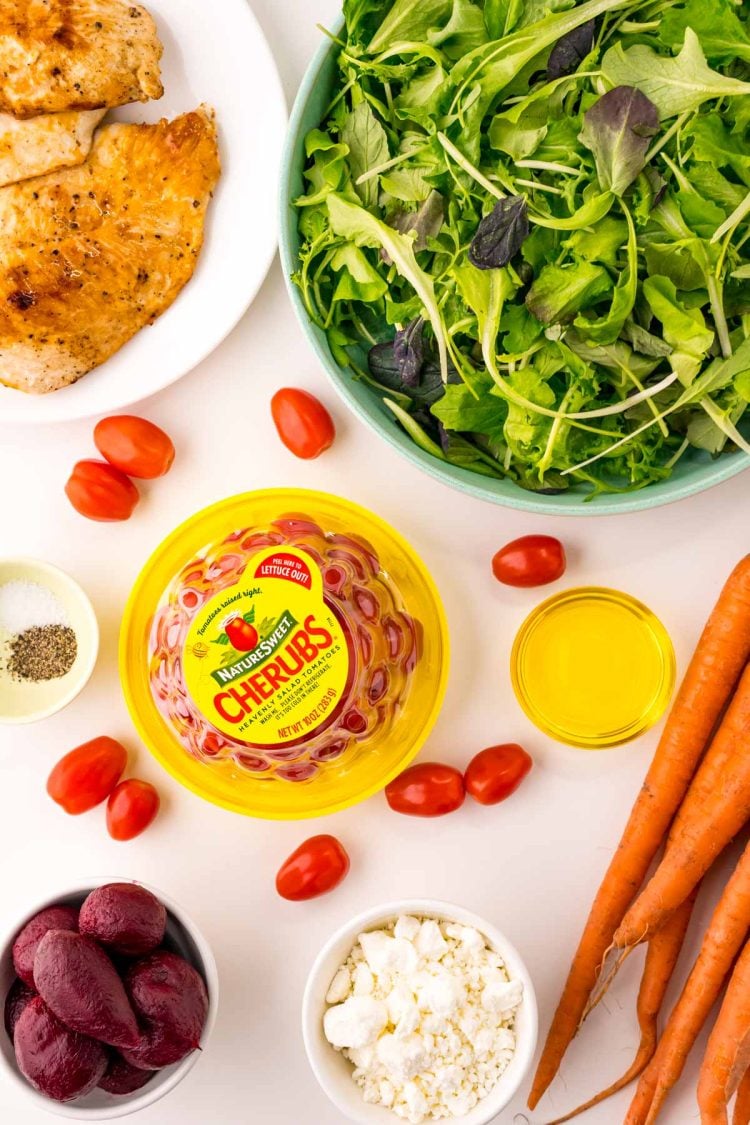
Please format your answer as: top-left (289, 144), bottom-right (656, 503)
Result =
top-left (79, 884), bottom-right (167, 957)
top-left (34, 930), bottom-right (139, 1049)
top-left (14, 997), bottom-right (107, 1102)
top-left (12, 906), bottom-right (78, 987)
top-left (121, 951), bottom-right (208, 1070)
top-left (98, 1053), bottom-right (155, 1095)
top-left (120, 1022), bottom-right (195, 1070)
top-left (4, 979), bottom-right (36, 1040)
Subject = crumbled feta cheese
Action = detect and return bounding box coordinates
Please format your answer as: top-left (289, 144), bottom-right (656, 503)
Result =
top-left (416, 919), bottom-right (448, 959)
top-left (325, 967), bottom-right (351, 1004)
top-left (360, 931), bottom-right (419, 976)
top-left (322, 916), bottom-right (523, 1122)
top-left (415, 972), bottom-right (463, 1017)
top-left (323, 995), bottom-right (388, 1049)
top-left (376, 1032), bottom-right (430, 1080)
top-left (353, 963), bottom-right (375, 995)
top-left (481, 978), bottom-right (523, 1017)
top-left (349, 1044), bottom-right (376, 1070)
top-left (395, 915), bottom-right (421, 942)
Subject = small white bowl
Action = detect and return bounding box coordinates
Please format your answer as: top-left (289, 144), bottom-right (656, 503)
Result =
top-left (0, 557), bottom-right (99, 724)
top-left (303, 899), bottom-right (538, 1125)
top-left (0, 878), bottom-right (219, 1119)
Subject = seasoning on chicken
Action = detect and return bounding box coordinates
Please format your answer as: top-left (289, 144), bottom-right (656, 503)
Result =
top-left (0, 108), bottom-right (221, 394)
top-left (0, 0), bottom-right (163, 117)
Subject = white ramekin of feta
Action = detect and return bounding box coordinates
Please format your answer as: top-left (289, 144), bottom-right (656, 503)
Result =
top-left (302, 900), bottom-right (537, 1125)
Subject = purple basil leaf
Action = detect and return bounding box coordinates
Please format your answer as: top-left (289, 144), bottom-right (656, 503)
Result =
top-left (368, 342), bottom-right (460, 406)
top-left (469, 196), bottom-right (529, 270)
top-left (579, 86), bottom-right (660, 196)
top-left (393, 318), bottom-right (425, 387)
top-left (547, 19), bottom-right (596, 81)
top-left (382, 190), bottom-right (445, 264)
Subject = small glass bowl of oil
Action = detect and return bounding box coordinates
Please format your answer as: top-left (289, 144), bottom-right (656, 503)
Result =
top-left (511, 587), bottom-right (675, 750)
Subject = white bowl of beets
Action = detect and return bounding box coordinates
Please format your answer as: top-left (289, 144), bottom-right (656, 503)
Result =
top-left (0, 879), bottom-right (218, 1118)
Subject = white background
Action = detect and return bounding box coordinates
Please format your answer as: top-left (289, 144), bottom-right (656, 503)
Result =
top-left (1, 2), bottom-right (748, 1123)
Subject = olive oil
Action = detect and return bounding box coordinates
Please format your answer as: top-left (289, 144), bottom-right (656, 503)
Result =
top-left (511, 587), bottom-right (675, 749)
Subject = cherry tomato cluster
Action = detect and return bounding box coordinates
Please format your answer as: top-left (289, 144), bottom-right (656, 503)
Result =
top-left (386, 744), bottom-right (533, 818)
top-left (65, 415), bottom-right (175, 522)
top-left (271, 388), bottom-right (335, 460)
top-left (275, 745), bottom-right (532, 901)
top-left (47, 737), bottom-right (160, 842)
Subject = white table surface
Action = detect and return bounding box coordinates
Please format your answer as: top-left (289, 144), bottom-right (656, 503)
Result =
top-left (1, 3), bottom-right (748, 1123)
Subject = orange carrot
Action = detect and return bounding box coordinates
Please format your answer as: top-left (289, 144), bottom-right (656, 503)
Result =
top-left (529, 557), bottom-right (750, 1110)
top-left (547, 890), bottom-right (697, 1125)
top-left (616, 666), bottom-right (750, 949)
top-left (625, 839), bottom-right (750, 1125)
top-left (733, 1068), bottom-right (750, 1125)
top-left (698, 938), bottom-right (750, 1125)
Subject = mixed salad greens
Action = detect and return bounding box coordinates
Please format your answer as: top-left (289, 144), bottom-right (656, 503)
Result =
top-left (292, 0), bottom-right (750, 497)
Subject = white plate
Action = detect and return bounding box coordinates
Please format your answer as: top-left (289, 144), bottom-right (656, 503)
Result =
top-left (0, 0), bottom-right (286, 425)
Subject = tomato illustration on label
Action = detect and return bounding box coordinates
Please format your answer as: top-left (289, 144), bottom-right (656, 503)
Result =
top-left (224, 616), bottom-right (259, 652)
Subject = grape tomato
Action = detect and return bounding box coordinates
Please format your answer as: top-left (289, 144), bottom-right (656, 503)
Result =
top-left (47, 737), bottom-right (127, 815)
top-left (276, 835), bottom-right (350, 901)
top-left (106, 780), bottom-right (160, 841)
top-left (94, 416), bottom-right (175, 479)
top-left (271, 389), bottom-right (335, 460)
top-left (385, 762), bottom-right (465, 817)
top-left (492, 535), bottom-right (566, 588)
top-left (65, 460), bottom-right (139, 522)
top-left (464, 744), bottom-right (532, 806)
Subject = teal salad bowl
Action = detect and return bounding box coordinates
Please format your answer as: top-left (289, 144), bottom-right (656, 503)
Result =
top-left (279, 21), bottom-right (749, 517)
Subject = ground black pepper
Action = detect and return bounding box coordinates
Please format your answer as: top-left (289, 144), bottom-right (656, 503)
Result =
top-left (7, 625), bottom-right (77, 682)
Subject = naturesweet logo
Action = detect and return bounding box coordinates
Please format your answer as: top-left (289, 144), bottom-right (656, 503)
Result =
top-left (210, 611), bottom-right (299, 686)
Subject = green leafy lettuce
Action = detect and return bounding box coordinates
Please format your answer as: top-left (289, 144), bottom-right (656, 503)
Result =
top-left (292, 0), bottom-right (750, 499)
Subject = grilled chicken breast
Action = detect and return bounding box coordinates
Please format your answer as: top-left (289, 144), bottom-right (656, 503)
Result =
top-left (0, 107), bottom-right (105, 187)
top-left (0, 108), bottom-right (221, 394)
top-left (0, 0), bottom-right (163, 117)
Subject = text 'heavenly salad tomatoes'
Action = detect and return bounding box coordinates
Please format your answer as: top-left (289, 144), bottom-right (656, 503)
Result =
top-left (385, 762), bottom-right (465, 817)
top-left (271, 388), bottom-right (335, 460)
top-left (492, 535), bottom-right (566, 588)
top-left (464, 744), bottom-right (533, 806)
top-left (276, 835), bottom-right (350, 901)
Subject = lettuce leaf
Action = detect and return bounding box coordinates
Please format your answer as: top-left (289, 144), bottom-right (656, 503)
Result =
top-left (601, 29), bottom-right (750, 118)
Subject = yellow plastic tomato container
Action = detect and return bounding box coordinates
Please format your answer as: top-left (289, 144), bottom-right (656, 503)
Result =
top-left (511, 587), bottom-right (675, 749)
top-left (120, 489), bottom-right (449, 819)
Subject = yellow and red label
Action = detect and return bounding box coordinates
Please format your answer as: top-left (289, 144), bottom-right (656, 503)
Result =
top-left (183, 547), bottom-right (349, 746)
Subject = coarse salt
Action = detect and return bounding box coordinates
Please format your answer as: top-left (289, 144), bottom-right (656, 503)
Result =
top-left (0, 580), bottom-right (68, 635)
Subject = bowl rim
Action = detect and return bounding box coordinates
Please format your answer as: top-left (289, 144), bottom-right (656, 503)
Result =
top-left (0, 877), bottom-right (219, 1120)
top-left (302, 898), bottom-right (538, 1125)
top-left (278, 18), bottom-right (750, 517)
top-left (0, 557), bottom-right (99, 725)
